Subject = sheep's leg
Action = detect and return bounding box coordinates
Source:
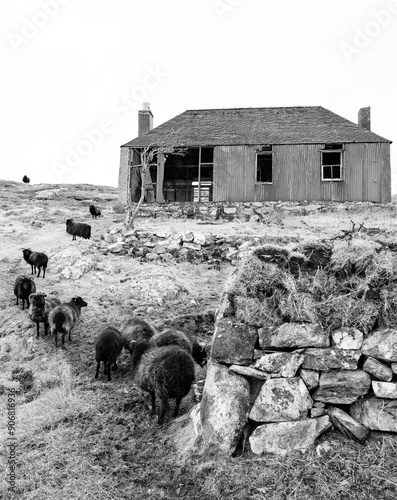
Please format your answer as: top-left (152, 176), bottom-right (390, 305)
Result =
top-left (149, 391), bottom-right (156, 416)
top-left (106, 362), bottom-right (112, 381)
top-left (62, 333), bottom-right (66, 348)
top-left (95, 362), bottom-right (100, 379)
top-left (112, 361), bottom-right (118, 371)
top-left (37, 267), bottom-right (41, 278)
top-left (54, 332), bottom-right (58, 347)
top-left (31, 264), bottom-right (34, 275)
top-left (22, 299), bottom-right (25, 311)
top-left (36, 322), bottom-right (40, 338)
top-left (16, 296), bottom-right (19, 306)
top-left (158, 398), bottom-right (170, 425)
top-left (173, 397), bottom-right (182, 417)
top-left (42, 267), bottom-right (46, 279)
top-left (44, 321), bottom-right (48, 336)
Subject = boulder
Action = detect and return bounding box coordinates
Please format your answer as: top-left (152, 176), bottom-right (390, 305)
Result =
top-left (350, 397), bottom-right (397, 432)
top-left (249, 377), bottom-right (312, 422)
top-left (249, 416), bottom-right (331, 456)
top-left (302, 348), bottom-right (361, 371)
top-left (313, 370), bottom-right (371, 404)
top-left (259, 323), bottom-right (329, 349)
top-left (200, 362), bottom-right (250, 455)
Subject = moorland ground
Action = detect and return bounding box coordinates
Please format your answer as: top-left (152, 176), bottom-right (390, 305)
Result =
top-left (1, 179), bottom-right (397, 499)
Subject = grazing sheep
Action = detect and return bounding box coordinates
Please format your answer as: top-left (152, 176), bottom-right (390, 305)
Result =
top-left (48, 296), bottom-right (87, 348)
top-left (136, 345), bottom-right (195, 424)
top-left (22, 175), bottom-right (30, 184)
top-left (22, 248), bottom-right (48, 278)
top-left (66, 219), bottom-right (91, 240)
top-left (149, 328), bottom-right (192, 354)
top-left (14, 275), bottom-right (36, 310)
top-left (89, 205), bottom-right (101, 219)
top-left (121, 317), bottom-right (158, 367)
top-left (28, 293), bottom-right (61, 338)
top-left (94, 326), bottom-right (123, 381)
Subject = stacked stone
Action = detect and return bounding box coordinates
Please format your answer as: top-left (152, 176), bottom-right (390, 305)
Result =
top-left (103, 227), bottom-right (264, 266)
top-left (196, 240), bottom-right (397, 457)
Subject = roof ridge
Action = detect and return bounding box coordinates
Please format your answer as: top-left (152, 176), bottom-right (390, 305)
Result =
top-left (184, 106), bottom-right (322, 112)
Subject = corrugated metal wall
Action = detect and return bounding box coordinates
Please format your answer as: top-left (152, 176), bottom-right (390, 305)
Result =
top-left (213, 143), bottom-right (390, 203)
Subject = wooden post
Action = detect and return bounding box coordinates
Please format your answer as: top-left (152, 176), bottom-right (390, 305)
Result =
top-left (156, 153), bottom-right (165, 203)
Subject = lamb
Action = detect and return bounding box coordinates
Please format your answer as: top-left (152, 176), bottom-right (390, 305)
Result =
top-left (22, 175), bottom-right (30, 184)
top-left (135, 344), bottom-right (195, 424)
top-left (28, 293), bottom-right (61, 338)
top-left (94, 326), bottom-right (124, 381)
top-left (14, 275), bottom-right (36, 310)
top-left (22, 248), bottom-right (48, 278)
top-left (48, 296), bottom-right (87, 348)
top-left (89, 205), bottom-right (101, 219)
top-left (66, 219), bottom-right (91, 240)
top-left (121, 317), bottom-right (158, 367)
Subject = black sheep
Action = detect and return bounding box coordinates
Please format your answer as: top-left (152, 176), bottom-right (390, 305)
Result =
top-left (66, 219), bottom-right (91, 240)
top-left (136, 345), bottom-right (195, 424)
top-left (48, 296), bottom-right (87, 347)
top-left (22, 249), bottom-right (48, 278)
top-left (94, 326), bottom-right (124, 381)
top-left (149, 328), bottom-right (192, 354)
top-left (28, 293), bottom-right (61, 337)
top-left (121, 317), bottom-right (158, 368)
top-left (22, 175), bottom-right (30, 184)
top-left (14, 275), bottom-right (36, 310)
top-left (89, 205), bottom-right (101, 219)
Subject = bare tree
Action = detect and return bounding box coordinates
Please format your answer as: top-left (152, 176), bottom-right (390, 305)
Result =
top-left (125, 132), bottom-right (186, 228)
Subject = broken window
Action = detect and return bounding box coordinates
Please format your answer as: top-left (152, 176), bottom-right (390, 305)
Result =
top-left (163, 147), bottom-right (213, 202)
top-left (256, 147), bottom-right (273, 183)
top-left (321, 144), bottom-right (343, 181)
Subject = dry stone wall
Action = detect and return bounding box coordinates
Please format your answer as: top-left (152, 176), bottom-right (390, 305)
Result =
top-left (197, 240), bottom-right (397, 456)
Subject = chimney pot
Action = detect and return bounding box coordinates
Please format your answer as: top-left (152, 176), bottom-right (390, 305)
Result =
top-left (358, 107), bottom-right (371, 131)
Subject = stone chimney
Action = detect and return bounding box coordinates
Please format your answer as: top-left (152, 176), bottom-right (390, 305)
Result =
top-left (138, 102), bottom-right (153, 136)
top-left (358, 107), bottom-right (371, 131)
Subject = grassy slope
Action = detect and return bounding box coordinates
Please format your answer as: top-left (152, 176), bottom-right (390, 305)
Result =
top-left (1, 181), bottom-right (397, 499)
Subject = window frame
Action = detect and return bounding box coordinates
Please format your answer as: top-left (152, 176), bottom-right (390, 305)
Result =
top-left (320, 145), bottom-right (344, 182)
top-left (255, 147), bottom-right (273, 184)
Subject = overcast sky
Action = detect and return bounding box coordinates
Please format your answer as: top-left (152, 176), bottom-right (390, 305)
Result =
top-left (0, 0), bottom-right (395, 191)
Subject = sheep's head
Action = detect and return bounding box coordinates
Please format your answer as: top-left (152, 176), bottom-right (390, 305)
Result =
top-left (30, 293), bottom-right (47, 308)
top-left (66, 219), bottom-right (74, 227)
top-left (22, 248), bottom-right (32, 260)
top-left (72, 296), bottom-right (87, 308)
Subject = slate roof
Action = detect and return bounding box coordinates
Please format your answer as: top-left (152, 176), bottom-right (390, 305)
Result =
top-left (122, 106), bottom-right (391, 148)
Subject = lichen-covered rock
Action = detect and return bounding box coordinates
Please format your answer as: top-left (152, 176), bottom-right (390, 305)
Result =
top-left (249, 416), bottom-right (331, 456)
top-left (350, 397), bottom-right (397, 432)
top-left (259, 323), bottom-right (329, 349)
top-left (372, 381), bottom-right (397, 399)
top-left (313, 370), bottom-right (371, 404)
top-left (254, 352), bottom-right (304, 377)
top-left (249, 377), bottom-right (312, 422)
top-left (332, 328), bottom-right (363, 350)
top-left (298, 368), bottom-right (320, 391)
top-left (363, 357), bottom-right (393, 382)
top-left (211, 318), bottom-right (257, 365)
top-left (302, 348), bottom-right (361, 371)
top-left (327, 406), bottom-right (369, 443)
top-left (361, 329), bottom-right (397, 362)
top-left (200, 362), bottom-right (250, 455)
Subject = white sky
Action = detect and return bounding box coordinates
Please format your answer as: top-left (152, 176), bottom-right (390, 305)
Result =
top-left (0, 0), bottom-right (396, 191)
